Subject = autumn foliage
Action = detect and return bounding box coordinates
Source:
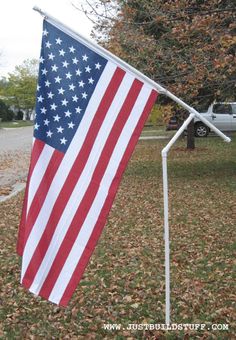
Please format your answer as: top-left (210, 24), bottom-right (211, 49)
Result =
top-left (79, 0), bottom-right (236, 109)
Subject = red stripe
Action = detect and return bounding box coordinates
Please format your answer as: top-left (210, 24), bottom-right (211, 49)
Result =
top-left (22, 149), bottom-right (64, 248)
top-left (38, 79), bottom-right (144, 300)
top-left (60, 89), bottom-right (158, 306)
top-left (17, 139), bottom-right (45, 256)
top-left (22, 67), bottom-right (125, 289)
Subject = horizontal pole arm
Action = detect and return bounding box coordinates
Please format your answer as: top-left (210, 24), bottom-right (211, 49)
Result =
top-left (193, 110), bottom-right (231, 142)
top-left (161, 89), bottom-right (231, 143)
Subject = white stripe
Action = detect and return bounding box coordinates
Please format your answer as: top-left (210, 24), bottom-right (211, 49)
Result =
top-left (29, 73), bottom-right (135, 294)
top-left (21, 61), bottom-right (117, 280)
top-left (26, 145), bottom-right (54, 215)
top-left (49, 85), bottom-right (152, 304)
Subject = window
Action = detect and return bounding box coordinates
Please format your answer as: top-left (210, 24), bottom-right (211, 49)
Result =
top-left (213, 104), bottom-right (232, 114)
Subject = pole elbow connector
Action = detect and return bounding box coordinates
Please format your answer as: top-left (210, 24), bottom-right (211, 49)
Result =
top-left (162, 149), bottom-right (168, 158)
top-left (225, 136), bottom-right (231, 143)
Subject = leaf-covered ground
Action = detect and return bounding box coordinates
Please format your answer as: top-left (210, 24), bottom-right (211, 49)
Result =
top-left (0, 135), bottom-right (235, 339)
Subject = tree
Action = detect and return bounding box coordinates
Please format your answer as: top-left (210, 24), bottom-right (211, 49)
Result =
top-left (74, 0), bottom-right (236, 148)
top-left (0, 59), bottom-right (38, 119)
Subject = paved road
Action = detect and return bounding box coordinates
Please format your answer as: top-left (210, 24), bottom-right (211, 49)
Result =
top-left (0, 126), bottom-right (167, 153)
top-left (0, 126), bottom-right (167, 202)
top-left (0, 127), bottom-right (33, 202)
top-left (0, 126), bottom-right (33, 153)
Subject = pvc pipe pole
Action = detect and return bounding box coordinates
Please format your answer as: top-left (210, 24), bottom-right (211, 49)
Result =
top-left (161, 113), bottom-right (194, 325)
top-left (162, 152), bottom-right (170, 325)
top-left (33, 7), bottom-right (231, 325)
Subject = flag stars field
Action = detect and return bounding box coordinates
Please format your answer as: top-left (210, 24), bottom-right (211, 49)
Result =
top-left (34, 21), bottom-right (107, 153)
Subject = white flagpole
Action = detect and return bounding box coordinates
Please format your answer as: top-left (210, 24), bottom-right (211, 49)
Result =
top-left (33, 6), bottom-right (231, 323)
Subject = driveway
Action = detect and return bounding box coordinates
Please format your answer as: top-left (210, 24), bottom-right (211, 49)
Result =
top-left (0, 126), bottom-right (33, 153)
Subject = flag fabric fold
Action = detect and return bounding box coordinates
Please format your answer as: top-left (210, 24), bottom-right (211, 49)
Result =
top-left (18, 19), bottom-right (158, 306)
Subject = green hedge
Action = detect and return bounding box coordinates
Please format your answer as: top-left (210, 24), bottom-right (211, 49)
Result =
top-left (0, 99), bottom-right (14, 122)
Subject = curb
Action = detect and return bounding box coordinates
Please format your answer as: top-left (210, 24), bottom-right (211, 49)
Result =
top-left (0, 183), bottom-right (26, 203)
top-left (139, 135), bottom-right (169, 140)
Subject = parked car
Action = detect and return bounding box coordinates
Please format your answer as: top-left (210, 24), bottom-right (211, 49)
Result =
top-left (167, 103), bottom-right (236, 137)
top-left (194, 102), bottom-right (236, 137)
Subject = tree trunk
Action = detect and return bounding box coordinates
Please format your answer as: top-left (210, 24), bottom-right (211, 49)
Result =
top-left (187, 118), bottom-right (195, 150)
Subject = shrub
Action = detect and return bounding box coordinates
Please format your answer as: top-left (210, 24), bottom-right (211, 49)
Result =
top-left (0, 100), bottom-right (14, 121)
top-left (149, 104), bottom-right (173, 126)
top-left (16, 110), bottom-right (24, 120)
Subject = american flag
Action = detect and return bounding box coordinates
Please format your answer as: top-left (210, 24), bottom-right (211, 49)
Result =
top-left (17, 19), bottom-right (158, 306)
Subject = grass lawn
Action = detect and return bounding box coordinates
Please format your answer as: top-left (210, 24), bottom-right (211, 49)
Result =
top-left (0, 120), bottom-right (33, 128)
top-left (0, 134), bottom-right (235, 338)
top-left (141, 125), bottom-right (176, 137)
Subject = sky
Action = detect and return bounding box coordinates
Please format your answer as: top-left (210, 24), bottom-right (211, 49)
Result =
top-left (0, 0), bottom-right (93, 78)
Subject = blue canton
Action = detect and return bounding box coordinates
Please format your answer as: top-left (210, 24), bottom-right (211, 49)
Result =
top-left (34, 20), bottom-right (107, 153)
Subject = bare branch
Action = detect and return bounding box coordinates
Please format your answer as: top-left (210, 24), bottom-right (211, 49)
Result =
top-left (71, 0), bottom-right (119, 26)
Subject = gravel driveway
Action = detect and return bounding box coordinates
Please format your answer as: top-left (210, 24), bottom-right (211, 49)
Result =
top-left (0, 127), bottom-right (33, 201)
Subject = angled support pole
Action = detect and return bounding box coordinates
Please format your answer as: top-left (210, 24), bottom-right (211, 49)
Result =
top-left (161, 107), bottom-right (230, 325)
